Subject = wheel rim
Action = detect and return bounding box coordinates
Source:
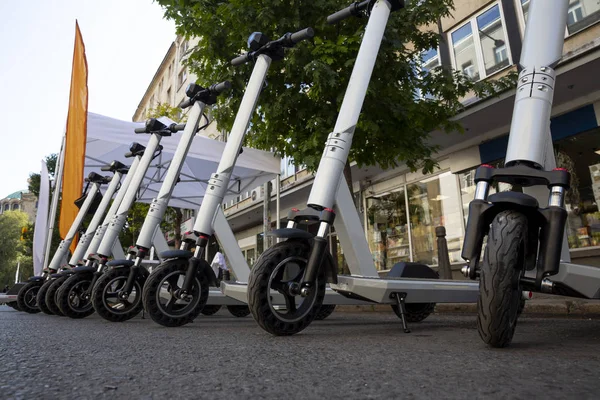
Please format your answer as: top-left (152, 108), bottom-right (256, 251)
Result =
top-left (102, 276), bottom-right (141, 315)
top-left (24, 286), bottom-right (39, 308)
top-left (266, 256), bottom-right (317, 323)
top-left (67, 281), bottom-right (93, 312)
top-left (154, 271), bottom-right (201, 318)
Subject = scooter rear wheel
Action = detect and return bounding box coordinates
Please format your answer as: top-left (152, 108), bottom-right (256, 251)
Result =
top-left (477, 210), bottom-right (527, 348)
top-left (391, 302), bottom-right (435, 323)
top-left (248, 240), bottom-right (326, 336)
top-left (92, 267), bottom-right (144, 322)
top-left (226, 305), bottom-right (250, 317)
top-left (17, 281), bottom-right (42, 314)
top-left (200, 305), bottom-right (222, 315)
top-left (46, 275), bottom-right (69, 316)
top-left (142, 259), bottom-right (209, 327)
top-left (314, 304), bottom-right (336, 321)
top-left (56, 274), bottom-right (95, 319)
top-left (37, 279), bottom-right (55, 315)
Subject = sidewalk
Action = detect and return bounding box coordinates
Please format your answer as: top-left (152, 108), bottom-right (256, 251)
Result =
top-left (336, 294), bottom-right (600, 316)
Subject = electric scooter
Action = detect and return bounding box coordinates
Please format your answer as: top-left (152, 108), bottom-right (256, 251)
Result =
top-left (54, 123), bottom-right (178, 319)
top-left (15, 171), bottom-right (112, 314)
top-left (141, 27), bottom-right (315, 327)
top-left (247, 0), bottom-right (480, 336)
top-left (36, 159), bottom-right (128, 315)
top-left (460, 0), bottom-right (600, 348)
top-left (42, 145), bottom-right (143, 316)
top-left (90, 80), bottom-right (230, 322)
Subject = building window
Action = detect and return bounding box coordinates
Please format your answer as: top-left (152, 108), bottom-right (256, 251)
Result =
top-left (415, 48), bottom-right (440, 100)
top-left (149, 95), bottom-right (155, 107)
top-left (3, 204), bottom-right (8, 212)
top-left (166, 87), bottom-right (172, 104)
top-left (178, 69), bottom-right (187, 88)
top-left (517, 0), bottom-right (600, 37)
top-left (449, 3), bottom-right (511, 80)
top-left (280, 155), bottom-right (296, 179)
top-left (180, 41), bottom-right (188, 60)
top-left (12, 203), bottom-right (19, 211)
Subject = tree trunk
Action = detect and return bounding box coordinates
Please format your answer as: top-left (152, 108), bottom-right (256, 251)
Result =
top-left (174, 208), bottom-right (183, 249)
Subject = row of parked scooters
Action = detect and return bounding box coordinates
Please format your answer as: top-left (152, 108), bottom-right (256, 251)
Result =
top-left (8, 0), bottom-right (585, 349)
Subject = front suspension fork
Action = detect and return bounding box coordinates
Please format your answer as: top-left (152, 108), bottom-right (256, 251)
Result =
top-left (300, 208), bottom-right (335, 296)
top-left (180, 235), bottom-right (209, 297)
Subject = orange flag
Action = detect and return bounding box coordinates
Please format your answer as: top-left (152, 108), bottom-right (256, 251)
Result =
top-left (59, 21), bottom-right (88, 255)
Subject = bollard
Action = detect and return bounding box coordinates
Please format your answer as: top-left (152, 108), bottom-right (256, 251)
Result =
top-left (435, 226), bottom-right (452, 280)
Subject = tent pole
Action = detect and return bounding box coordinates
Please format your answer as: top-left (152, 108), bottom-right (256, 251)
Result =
top-left (43, 135), bottom-right (66, 271)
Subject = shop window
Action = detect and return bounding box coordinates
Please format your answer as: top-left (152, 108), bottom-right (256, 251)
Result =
top-left (517, 0), bottom-right (600, 37)
top-left (407, 172), bottom-right (464, 265)
top-left (450, 3), bottom-right (511, 80)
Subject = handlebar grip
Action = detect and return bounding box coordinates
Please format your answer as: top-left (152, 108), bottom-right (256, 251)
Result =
top-left (100, 165), bottom-right (112, 172)
top-left (134, 127), bottom-right (147, 134)
top-left (327, 1), bottom-right (369, 24)
top-left (290, 27), bottom-right (315, 43)
top-left (180, 98), bottom-right (192, 109)
top-left (231, 53), bottom-right (250, 66)
top-left (124, 152), bottom-right (134, 158)
top-left (173, 124), bottom-right (186, 132)
top-left (211, 80), bottom-right (232, 94)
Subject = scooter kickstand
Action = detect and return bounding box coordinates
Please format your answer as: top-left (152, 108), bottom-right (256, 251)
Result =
top-left (394, 292), bottom-right (411, 333)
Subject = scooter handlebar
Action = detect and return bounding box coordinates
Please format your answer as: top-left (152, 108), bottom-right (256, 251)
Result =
top-left (210, 80), bottom-right (232, 94)
top-left (289, 27), bottom-right (315, 44)
top-left (327, 1), bottom-right (370, 24)
top-left (231, 53), bottom-right (250, 66)
top-left (134, 127), bottom-right (147, 133)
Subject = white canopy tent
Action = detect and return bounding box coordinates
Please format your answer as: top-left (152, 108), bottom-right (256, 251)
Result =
top-left (84, 112), bottom-right (280, 209)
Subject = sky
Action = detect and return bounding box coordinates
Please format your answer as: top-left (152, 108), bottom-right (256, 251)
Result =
top-left (0, 0), bottom-right (176, 197)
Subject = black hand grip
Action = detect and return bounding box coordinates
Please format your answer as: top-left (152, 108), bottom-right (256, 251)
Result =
top-left (134, 127), bottom-right (147, 134)
top-left (327, 1), bottom-right (369, 24)
top-left (290, 27), bottom-right (315, 44)
top-left (180, 99), bottom-right (192, 109)
top-left (172, 124), bottom-right (186, 132)
top-left (124, 152), bottom-right (134, 158)
top-left (100, 165), bottom-right (112, 172)
top-left (231, 53), bottom-right (250, 66)
top-left (210, 80), bottom-right (232, 94)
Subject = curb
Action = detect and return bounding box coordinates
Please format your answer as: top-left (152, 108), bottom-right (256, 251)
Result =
top-left (334, 300), bottom-right (600, 316)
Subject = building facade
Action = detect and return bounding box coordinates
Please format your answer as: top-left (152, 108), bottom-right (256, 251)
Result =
top-left (0, 190), bottom-right (38, 222)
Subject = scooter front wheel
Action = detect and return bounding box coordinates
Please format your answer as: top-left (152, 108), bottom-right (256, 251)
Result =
top-left (17, 281), bottom-right (42, 314)
top-left (92, 268), bottom-right (144, 322)
top-left (248, 240), bottom-right (326, 336)
top-left (56, 274), bottom-right (95, 319)
top-left (142, 259), bottom-right (209, 327)
top-left (477, 210), bottom-right (527, 348)
top-left (226, 305), bottom-right (250, 317)
top-left (314, 304), bottom-right (336, 321)
top-left (36, 279), bottom-right (55, 315)
top-left (200, 305), bottom-right (222, 315)
top-left (46, 275), bottom-right (69, 316)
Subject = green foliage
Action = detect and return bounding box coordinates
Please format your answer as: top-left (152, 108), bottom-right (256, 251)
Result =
top-left (0, 211), bottom-right (31, 286)
top-left (145, 102), bottom-right (187, 123)
top-left (157, 0), bottom-right (517, 173)
top-left (28, 153), bottom-right (58, 198)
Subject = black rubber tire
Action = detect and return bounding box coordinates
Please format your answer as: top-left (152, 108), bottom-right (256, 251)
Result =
top-left (91, 268), bottom-right (145, 322)
top-left (314, 304), bottom-right (336, 321)
top-left (391, 302), bottom-right (436, 323)
top-left (142, 259), bottom-right (209, 327)
top-left (56, 273), bottom-right (95, 319)
top-left (248, 240), bottom-right (326, 336)
top-left (477, 210), bottom-right (527, 348)
top-left (200, 305), bottom-right (222, 316)
top-left (6, 301), bottom-right (21, 311)
top-left (37, 280), bottom-right (55, 315)
top-left (16, 281), bottom-right (42, 314)
top-left (227, 305), bottom-right (251, 318)
top-left (46, 276), bottom-right (69, 316)
top-left (517, 297), bottom-right (526, 316)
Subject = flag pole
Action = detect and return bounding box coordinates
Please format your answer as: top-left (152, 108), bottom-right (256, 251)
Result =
top-left (43, 135), bottom-right (66, 271)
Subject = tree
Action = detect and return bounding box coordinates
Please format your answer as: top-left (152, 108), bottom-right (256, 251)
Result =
top-left (157, 0), bottom-right (516, 176)
top-left (28, 153), bottom-right (58, 198)
top-left (0, 211), bottom-right (31, 286)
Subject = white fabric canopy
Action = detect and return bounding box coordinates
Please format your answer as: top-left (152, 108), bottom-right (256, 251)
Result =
top-left (84, 112), bottom-right (280, 209)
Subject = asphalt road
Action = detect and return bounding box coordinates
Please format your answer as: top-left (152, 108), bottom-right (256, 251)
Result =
top-left (1, 306), bottom-right (599, 399)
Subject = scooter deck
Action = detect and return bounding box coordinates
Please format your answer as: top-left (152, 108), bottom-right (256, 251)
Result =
top-left (0, 294), bottom-right (17, 304)
top-left (552, 263), bottom-right (600, 299)
top-left (330, 276), bottom-right (480, 304)
top-left (221, 281), bottom-right (372, 305)
top-left (206, 289), bottom-right (247, 306)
